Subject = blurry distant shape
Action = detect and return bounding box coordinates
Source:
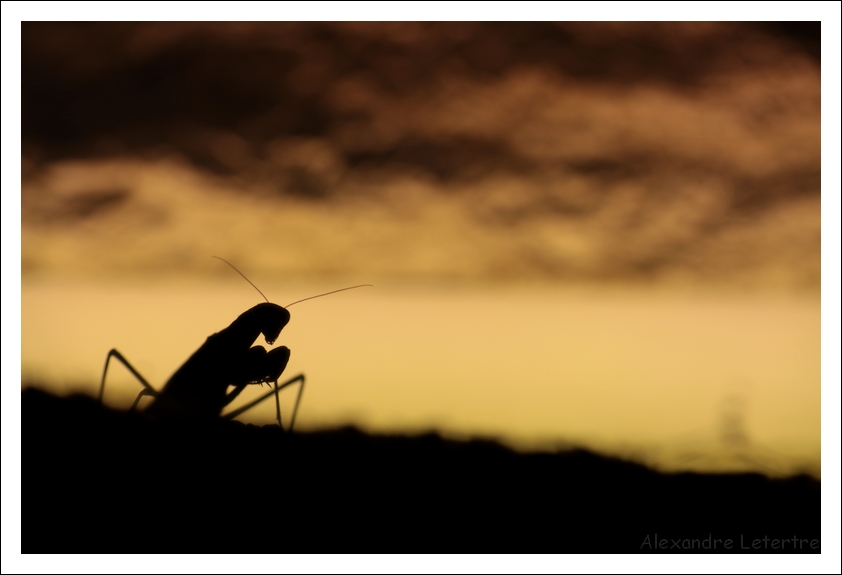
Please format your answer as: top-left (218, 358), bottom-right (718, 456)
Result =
top-left (22, 22), bottom-right (820, 290)
top-left (719, 393), bottom-right (750, 449)
top-left (668, 392), bottom-right (814, 477)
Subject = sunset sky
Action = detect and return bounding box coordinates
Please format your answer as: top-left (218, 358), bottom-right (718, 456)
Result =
top-left (6, 11), bottom-right (840, 485)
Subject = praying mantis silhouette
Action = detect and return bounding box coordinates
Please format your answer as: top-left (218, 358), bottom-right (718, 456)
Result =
top-left (98, 256), bottom-right (371, 431)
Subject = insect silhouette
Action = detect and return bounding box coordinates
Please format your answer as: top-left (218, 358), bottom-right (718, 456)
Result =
top-left (98, 256), bottom-right (371, 431)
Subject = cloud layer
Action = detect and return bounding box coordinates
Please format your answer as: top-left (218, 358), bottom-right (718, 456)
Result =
top-left (22, 23), bottom-right (821, 290)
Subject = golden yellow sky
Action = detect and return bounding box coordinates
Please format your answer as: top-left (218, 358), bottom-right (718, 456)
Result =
top-left (14, 21), bottom-right (834, 477)
top-left (21, 277), bottom-right (821, 476)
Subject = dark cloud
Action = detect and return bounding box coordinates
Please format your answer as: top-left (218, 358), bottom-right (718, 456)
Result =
top-left (22, 22), bottom-right (819, 166)
top-left (20, 22), bottom-right (821, 289)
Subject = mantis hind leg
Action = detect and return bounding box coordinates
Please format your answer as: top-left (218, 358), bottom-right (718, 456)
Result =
top-left (99, 349), bottom-right (158, 411)
top-left (223, 373), bottom-right (306, 432)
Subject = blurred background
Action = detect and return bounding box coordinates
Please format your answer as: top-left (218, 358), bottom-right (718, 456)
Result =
top-left (20, 22), bottom-right (821, 476)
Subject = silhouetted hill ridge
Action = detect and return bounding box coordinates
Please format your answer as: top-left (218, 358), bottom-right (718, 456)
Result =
top-left (22, 388), bottom-right (820, 553)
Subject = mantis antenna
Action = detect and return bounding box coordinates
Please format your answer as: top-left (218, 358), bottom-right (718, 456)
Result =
top-left (212, 256), bottom-right (269, 303)
top-left (284, 284), bottom-right (373, 308)
top-left (212, 255), bottom-right (372, 307)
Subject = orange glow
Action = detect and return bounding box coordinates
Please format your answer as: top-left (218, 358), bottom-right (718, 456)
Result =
top-left (19, 22), bottom-right (823, 478)
top-left (21, 280), bottom-right (820, 476)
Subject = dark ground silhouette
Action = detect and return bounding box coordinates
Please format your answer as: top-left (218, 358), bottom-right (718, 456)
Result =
top-left (22, 387), bottom-right (820, 553)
